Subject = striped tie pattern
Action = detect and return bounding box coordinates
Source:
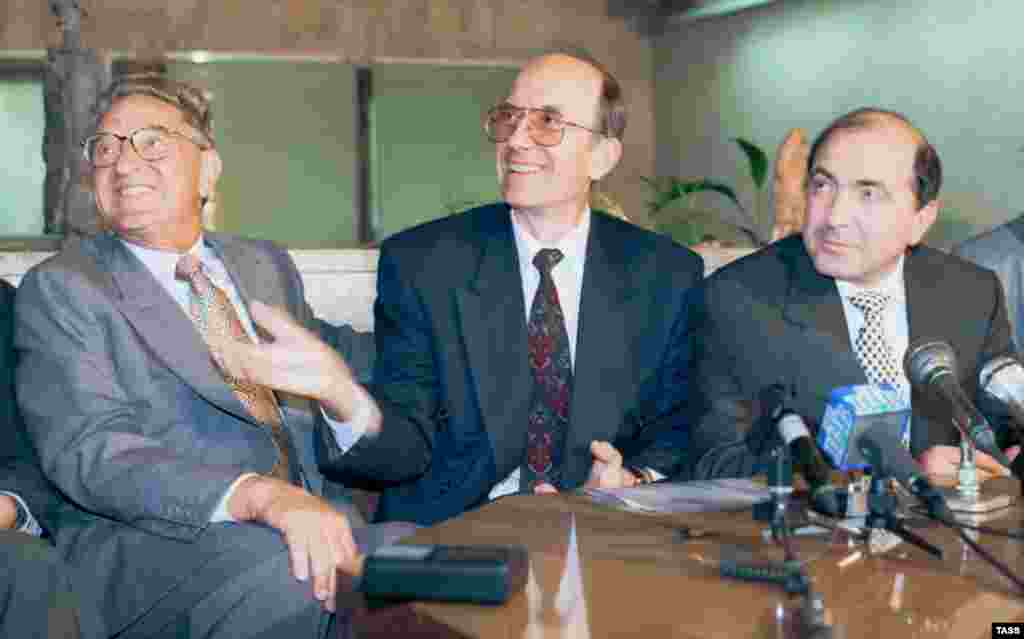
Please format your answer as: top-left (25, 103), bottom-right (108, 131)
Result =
top-left (175, 254), bottom-right (297, 484)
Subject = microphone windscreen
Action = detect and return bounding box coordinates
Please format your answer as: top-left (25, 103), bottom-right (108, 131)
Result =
top-left (818, 384), bottom-right (910, 470)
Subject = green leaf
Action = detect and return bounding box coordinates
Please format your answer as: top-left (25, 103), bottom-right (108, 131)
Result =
top-left (734, 137), bottom-right (768, 190)
top-left (681, 178), bottom-right (744, 213)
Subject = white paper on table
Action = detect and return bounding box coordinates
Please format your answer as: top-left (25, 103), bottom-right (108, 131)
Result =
top-left (581, 478), bottom-right (771, 514)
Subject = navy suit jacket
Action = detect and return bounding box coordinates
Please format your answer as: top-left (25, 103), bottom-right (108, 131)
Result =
top-left (319, 204), bottom-right (704, 525)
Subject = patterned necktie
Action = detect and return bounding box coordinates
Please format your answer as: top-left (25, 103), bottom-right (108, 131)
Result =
top-left (175, 254), bottom-right (298, 484)
top-left (523, 248), bottom-right (573, 493)
top-left (849, 291), bottom-right (902, 386)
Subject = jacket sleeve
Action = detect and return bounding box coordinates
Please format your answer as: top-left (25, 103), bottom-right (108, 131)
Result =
top-left (316, 241), bottom-right (435, 486)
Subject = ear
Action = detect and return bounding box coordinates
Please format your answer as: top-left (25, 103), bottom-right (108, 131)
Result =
top-left (909, 198), bottom-right (940, 246)
top-left (199, 148), bottom-right (223, 199)
top-left (589, 137), bottom-right (622, 182)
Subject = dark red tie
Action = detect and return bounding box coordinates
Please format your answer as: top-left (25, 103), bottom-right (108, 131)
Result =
top-left (523, 248), bottom-right (572, 492)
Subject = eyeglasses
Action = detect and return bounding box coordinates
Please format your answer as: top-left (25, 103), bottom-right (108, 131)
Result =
top-left (81, 126), bottom-right (211, 168)
top-left (483, 105), bottom-right (603, 147)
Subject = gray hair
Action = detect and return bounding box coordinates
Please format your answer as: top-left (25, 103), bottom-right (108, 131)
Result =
top-left (91, 73), bottom-right (215, 145)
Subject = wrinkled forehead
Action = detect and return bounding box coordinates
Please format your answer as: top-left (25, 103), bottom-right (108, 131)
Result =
top-left (814, 123), bottom-right (919, 187)
top-left (506, 55), bottom-right (602, 121)
top-left (98, 94), bottom-right (190, 134)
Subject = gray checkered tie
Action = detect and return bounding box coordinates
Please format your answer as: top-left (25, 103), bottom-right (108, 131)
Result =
top-left (849, 291), bottom-right (902, 386)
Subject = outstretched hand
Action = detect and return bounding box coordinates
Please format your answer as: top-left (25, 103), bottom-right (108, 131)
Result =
top-left (211, 301), bottom-right (377, 430)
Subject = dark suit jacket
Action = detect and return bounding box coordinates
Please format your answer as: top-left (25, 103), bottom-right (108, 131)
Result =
top-left (319, 204), bottom-right (704, 525)
top-left (0, 279), bottom-right (64, 534)
top-left (956, 214), bottom-right (1024, 351)
top-left (14, 232), bottom-right (356, 634)
top-left (691, 235), bottom-right (1014, 478)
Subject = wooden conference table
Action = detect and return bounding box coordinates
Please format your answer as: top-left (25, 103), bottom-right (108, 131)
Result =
top-left (339, 480), bottom-right (1024, 638)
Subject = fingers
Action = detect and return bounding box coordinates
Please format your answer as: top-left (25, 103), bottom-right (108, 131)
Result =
top-left (533, 482), bottom-right (558, 494)
top-left (249, 301), bottom-right (311, 344)
top-left (1006, 445), bottom-right (1021, 463)
top-left (282, 508), bottom-right (357, 613)
top-left (591, 440), bottom-right (623, 467)
top-left (974, 450), bottom-right (1012, 476)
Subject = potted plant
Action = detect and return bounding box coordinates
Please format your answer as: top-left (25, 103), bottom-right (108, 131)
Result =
top-left (644, 137), bottom-right (770, 248)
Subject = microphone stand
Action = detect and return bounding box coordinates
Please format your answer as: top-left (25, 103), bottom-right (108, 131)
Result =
top-left (865, 475), bottom-right (943, 559)
top-left (953, 417), bottom-right (982, 502)
top-left (750, 446), bottom-right (834, 638)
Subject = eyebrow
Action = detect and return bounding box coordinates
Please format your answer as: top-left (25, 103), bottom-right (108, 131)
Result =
top-left (498, 101), bottom-right (563, 115)
top-left (810, 167), bottom-right (892, 194)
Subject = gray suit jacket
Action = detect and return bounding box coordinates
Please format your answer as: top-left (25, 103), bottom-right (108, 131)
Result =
top-left (956, 215), bottom-right (1024, 351)
top-left (1, 279), bottom-right (65, 534)
top-left (691, 235), bottom-right (1014, 478)
top-left (14, 232), bottom-right (354, 634)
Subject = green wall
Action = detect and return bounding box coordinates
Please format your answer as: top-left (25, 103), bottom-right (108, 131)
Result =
top-left (370, 64), bottom-right (517, 240)
top-left (170, 60), bottom-right (359, 248)
top-left (655, 0), bottom-right (1024, 247)
top-left (0, 78), bottom-right (44, 235)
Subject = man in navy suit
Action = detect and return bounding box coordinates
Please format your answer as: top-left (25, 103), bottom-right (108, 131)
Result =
top-left (223, 53), bottom-right (704, 525)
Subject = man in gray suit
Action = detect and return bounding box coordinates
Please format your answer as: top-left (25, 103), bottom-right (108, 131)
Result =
top-left (2, 279), bottom-right (106, 639)
top-left (15, 75), bottom-right (406, 639)
top-left (955, 215), bottom-right (1024, 350)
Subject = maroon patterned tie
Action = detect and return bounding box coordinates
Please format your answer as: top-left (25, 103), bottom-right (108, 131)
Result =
top-left (523, 248), bottom-right (572, 492)
top-left (175, 254), bottom-right (298, 484)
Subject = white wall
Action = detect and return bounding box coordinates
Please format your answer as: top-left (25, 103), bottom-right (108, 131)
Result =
top-left (656, 0), bottom-right (1024, 247)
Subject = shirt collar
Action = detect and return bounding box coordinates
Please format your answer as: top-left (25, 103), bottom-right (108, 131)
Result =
top-left (121, 234), bottom-right (207, 278)
top-left (509, 207), bottom-right (591, 274)
top-left (835, 255), bottom-right (906, 302)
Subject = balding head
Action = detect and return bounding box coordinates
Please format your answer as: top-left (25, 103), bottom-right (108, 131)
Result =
top-left (807, 108), bottom-right (941, 209)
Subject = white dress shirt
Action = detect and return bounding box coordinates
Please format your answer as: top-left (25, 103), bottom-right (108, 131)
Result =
top-left (835, 256), bottom-right (910, 390)
top-left (488, 209), bottom-right (592, 499)
top-left (121, 236), bottom-right (366, 522)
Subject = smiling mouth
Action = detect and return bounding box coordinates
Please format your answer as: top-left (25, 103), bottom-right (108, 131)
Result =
top-left (118, 185), bottom-right (155, 196)
top-left (819, 238), bottom-right (855, 253)
top-left (506, 162), bottom-right (542, 174)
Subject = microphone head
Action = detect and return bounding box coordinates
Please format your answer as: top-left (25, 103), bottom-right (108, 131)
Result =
top-left (978, 355), bottom-right (1024, 403)
top-left (903, 339), bottom-right (957, 388)
top-left (809, 484), bottom-right (844, 518)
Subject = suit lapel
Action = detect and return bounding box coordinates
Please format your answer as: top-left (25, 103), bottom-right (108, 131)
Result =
top-left (454, 209), bottom-right (533, 476)
top-left (206, 234), bottom-right (288, 314)
top-left (779, 239), bottom-right (866, 399)
top-left (101, 234), bottom-right (255, 426)
top-left (564, 214), bottom-right (634, 484)
top-left (903, 248), bottom-right (945, 348)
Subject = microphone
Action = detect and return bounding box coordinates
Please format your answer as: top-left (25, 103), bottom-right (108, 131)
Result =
top-left (904, 340), bottom-right (1012, 468)
top-left (979, 355), bottom-right (1024, 430)
top-left (978, 355), bottom-right (1024, 478)
top-left (855, 425), bottom-right (952, 521)
top-left (776, 411), bottom-right (843, 517)
top-left (817, 384), bottom-right (911, 471)
top-left (757, 384), bottom-right (843, 517)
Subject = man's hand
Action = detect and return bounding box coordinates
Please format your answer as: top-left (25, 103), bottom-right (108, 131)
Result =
top-left (585, 441), bottom-right (641, 489)
top-left (531, 441), bottom-right (642, 494)
top-left (212, 301), bottom-right (379, 432)
top-left (917, 444), bottom-right (1020, 479)
top-left (229, 475), bottom-right (358, 612)
top-left (0, 495), bottom-right (18, 530)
